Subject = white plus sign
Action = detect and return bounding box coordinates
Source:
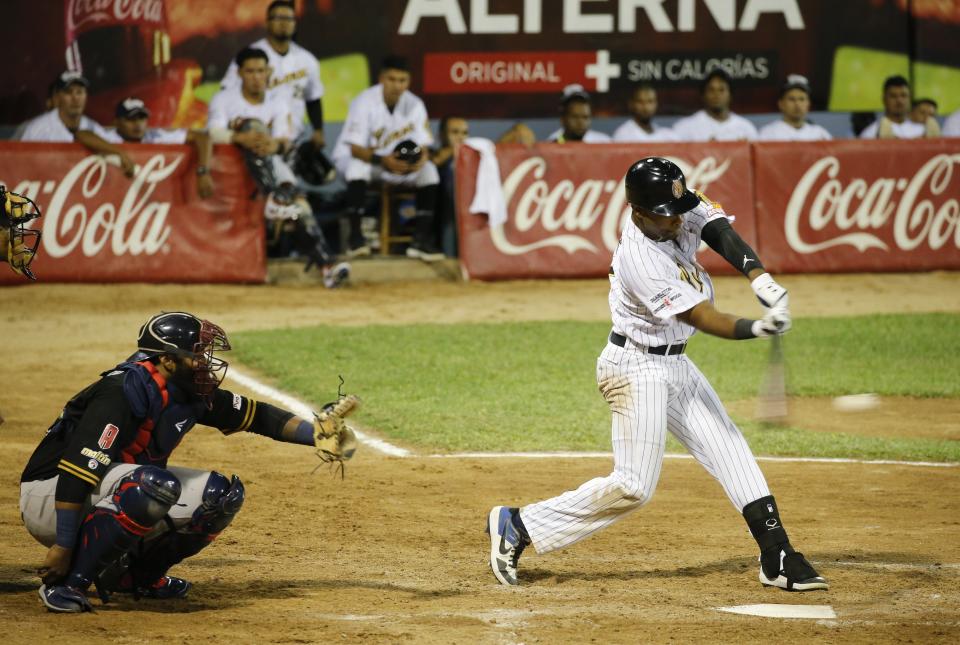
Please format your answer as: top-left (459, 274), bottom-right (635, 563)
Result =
top-left (585, 50), bottom-right (620, 93)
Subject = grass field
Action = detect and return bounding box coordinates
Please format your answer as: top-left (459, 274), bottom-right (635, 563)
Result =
top-left (233, 313), bottom-right (960, 460)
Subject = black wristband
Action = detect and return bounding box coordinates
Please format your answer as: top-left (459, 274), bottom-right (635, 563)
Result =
top-left (55, 507), bottom-right (81, 548)
top-left (370, 154), bottom-right (382, 166)
top-left (734, 318), bottom-right (757, 340)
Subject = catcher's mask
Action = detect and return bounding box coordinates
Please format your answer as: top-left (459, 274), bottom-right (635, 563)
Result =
top-left (137, 312), bottom-right (231, 407)
top-left (1, 185), bottom-right (42, 280)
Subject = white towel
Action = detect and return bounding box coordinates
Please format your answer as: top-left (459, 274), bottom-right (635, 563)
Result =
top-left (463, 137), bottom-right (508, 228)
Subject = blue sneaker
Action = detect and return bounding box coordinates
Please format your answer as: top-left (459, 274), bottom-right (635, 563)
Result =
top-left (486, 506), bottom-right (529, 586)
top-left (38, 584), bottom-right (94, 613)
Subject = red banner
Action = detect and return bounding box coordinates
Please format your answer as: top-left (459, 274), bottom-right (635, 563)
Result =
top-left (456, 142), bottom-right (756, 281)
top-left (753, 139), bottom-right (960, 272)
top-left (0, 142), bottom-right (265, 284)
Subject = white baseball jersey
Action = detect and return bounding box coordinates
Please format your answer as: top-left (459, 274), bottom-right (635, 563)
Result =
top-left (671, 110), bottom-right (758, 141)
top-left (545, 128), bottom-right (612, 143)
top-left (758, 119), bottom-right (832, 141)
top-left (332, 84), bottom-right (434, 164)
top-left (519, 195), bottom-right (771, 555)
top-left (943, 109), bottom-right (960, 137)
top-left (612, 120), bottom-right (677, 142)
top-left (859, 118), bottom-right (926, 139)
top-left (102, 128), bottom-right (189, 145)
top-left (207, 87), bottom-right (294, 140)
top-left (19, 110), bottom-right (110, 142)
top-left (221, 38), bottom-right (323, 140)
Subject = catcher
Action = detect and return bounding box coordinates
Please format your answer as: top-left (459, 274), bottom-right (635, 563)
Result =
top-left (19, 311), bottom-right (359, 613)
top-left (0, 184), bottom-right (42, 280)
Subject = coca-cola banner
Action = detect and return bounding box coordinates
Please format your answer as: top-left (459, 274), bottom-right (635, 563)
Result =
top-left (753, 140), bottom-right (960, 273)
top-left (456, 142), bottom-right (755, 281)
top-left (0, 143), bottom-right (266, 284)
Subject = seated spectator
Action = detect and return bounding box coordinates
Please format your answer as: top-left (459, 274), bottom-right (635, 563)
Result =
top-left (331, 55), bottom-right (444, 261)
top-left (910, 98), bottom-right (938, 126)
top-left (430, 117), bottom-right (469, 257)
top-left (612, 84), bottom-right (676, 142)
top-left (75, 98), bottom-right (215, 198)
top-left (546, 85), bottom-right (611, 143)
top-left (758, 75), bottom-right (831, 141)
top-left (860, 76), bottom-right (938, 139)
top-left (498, 123), bottom-right (536, 146)
top-left (944, 108), bottom-right (960, 137)
top-left (19, 72), bottom-right (111, 142)
top-left (672, 69), bottom-right (757, 141)
top-left (209, 47), bottom-right (349, 288)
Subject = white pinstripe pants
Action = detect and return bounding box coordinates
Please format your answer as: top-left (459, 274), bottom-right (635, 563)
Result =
top-left (519, 341), bottom-right (771, 554)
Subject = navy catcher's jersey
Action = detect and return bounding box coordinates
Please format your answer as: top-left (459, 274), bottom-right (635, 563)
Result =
top-left (21, 361), bottom-right (256, 487)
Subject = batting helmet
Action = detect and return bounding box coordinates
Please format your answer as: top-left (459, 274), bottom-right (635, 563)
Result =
top-left (624, 157), bottom-right (700, 216)
top-left (137, 312), bottom-right (231, 405)
top-left (392, 139), bottom-right (422, 164)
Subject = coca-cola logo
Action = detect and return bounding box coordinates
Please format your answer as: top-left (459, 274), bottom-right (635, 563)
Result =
top-left (785, 154), bottom-right (960, 254)
top-left (68, 0), bottom-right (164, 33)
top-left (493, 155), bottom-right (731, 255)
top-left (12, 153), bottom-right (180, 259)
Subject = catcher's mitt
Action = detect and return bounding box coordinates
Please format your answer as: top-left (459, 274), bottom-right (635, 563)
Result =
top-left (313, 394), bottom-right (360, 475)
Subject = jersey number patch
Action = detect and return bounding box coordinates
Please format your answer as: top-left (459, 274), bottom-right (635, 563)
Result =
top-left (98, 423), bottom-right (120, 449)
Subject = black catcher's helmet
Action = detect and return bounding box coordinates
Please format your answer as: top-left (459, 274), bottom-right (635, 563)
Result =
top-left (624, 157), bottom-right (700, 216)
top-left (392, 139), bottom-right (422, 164)
top-left (137, 312), bottom-right (231, 406)
top-left (1, 185), bottom-right (43, 280)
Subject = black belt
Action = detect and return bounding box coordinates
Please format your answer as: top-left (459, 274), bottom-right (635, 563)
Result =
top-left (609, 331), bottom-right (686, 356)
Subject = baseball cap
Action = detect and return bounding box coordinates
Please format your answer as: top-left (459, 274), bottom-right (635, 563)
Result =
top-left (116, 97), bottom-right (151, 119)
top-left (560, 83), bottom-right (591, 105)
top-left (780, 74), bottom-right (811, 97)
top-left (54, 70), bottom-right (89, 92)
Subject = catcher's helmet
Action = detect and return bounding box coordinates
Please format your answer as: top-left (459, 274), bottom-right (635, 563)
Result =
top-left (624, 157), bottom-right (700, 216)
top-left (137, 312), bottom-right (231, 406)
top-left (392, 139), bottom-right (422, 164)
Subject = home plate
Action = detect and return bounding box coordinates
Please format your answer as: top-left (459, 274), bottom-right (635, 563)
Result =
top-left (715, 604), bottom-right (836, 619)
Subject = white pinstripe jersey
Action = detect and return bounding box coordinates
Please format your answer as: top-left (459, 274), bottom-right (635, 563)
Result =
top-left (610, 197), bottom-right (729, 347)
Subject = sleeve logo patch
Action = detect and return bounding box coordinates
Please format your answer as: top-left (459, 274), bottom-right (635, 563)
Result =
top-left (232, 393), bottom-right (243, 411)
top-left (81, 447), bottom-right (112, 466)
top-left (98, 423), bottom-right (120, 449)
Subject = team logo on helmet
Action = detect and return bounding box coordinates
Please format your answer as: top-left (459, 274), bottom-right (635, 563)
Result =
top-left (671, 179), bottom-right (684, 199)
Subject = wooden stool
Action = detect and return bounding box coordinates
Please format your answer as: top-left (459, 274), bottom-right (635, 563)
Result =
top-left (379, 184), bottom-right (415, 256)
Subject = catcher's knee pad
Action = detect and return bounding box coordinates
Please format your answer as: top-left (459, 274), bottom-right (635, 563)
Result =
top-left (113, 466), bottom-right (182, 529)
top-left (65, 467), bottom-right (180, 591)
top-left (189, 471), bottom-right (245, 535)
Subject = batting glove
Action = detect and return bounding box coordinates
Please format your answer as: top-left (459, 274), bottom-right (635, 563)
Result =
top-left (752, 309), bottom-right (792, 337)
top-left (751, 273), bottom-right (789, 309)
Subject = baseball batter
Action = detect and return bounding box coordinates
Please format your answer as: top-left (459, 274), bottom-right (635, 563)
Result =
top-left (20, 312), bottom-right (358, 613)
top-left (487, 157), bottom-right (828, 593)
top-left (220, 0), bottom-right (324, 143)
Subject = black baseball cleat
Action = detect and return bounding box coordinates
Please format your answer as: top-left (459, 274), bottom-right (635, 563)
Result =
top-left (114, 575), bottom-right (192, 600)
top-left (759, 550), bottom-right (829, 591)
top-left (486, 506), bottom-right (529, 586)
top-left (38, 584), bottom-right (94, 613)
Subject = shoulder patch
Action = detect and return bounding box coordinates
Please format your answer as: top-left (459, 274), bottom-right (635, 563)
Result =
top-left (232, 393), bottom-right (243, 411)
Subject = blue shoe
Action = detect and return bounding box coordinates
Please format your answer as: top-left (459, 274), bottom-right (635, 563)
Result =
top-left (486, 506), bottom-right (529, 586)
top-left (38, 584), bottom-right (94, 613)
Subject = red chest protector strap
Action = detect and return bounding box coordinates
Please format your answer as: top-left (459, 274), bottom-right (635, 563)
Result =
top-left (121, 361), bottom-right (170, 464)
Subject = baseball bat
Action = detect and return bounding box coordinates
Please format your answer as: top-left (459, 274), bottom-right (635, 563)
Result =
top-left (755, 335), bottom-right (788, 425)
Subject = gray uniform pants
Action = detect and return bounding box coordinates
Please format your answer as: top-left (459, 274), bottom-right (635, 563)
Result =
top-left (20, 464), bottom-right (212, 547)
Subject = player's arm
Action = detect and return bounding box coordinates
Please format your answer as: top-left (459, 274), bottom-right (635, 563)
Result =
top-left (677, 300), bottom-right (785, 340)
top-left (305, 99), bottom-right (324, 147)
top-left (43, 388), bottom-right (137, 583)
top-left (74, 130), bottom-right (136, 178)
top-left (699, 215), bottom-right (789, 310)
top-left (200, 390), bottom-right (315, 446)
top-left (185, 129), bottom-right (215, 198)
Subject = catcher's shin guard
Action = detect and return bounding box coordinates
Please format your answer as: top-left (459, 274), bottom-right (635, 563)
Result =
top-left (66, 467), bottom-right (181, 593)
top-left (127, 472), bottom-right (244, 588)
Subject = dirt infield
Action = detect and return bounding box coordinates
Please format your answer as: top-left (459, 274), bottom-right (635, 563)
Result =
top-left (1, 273), bottom-right (958, 643)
